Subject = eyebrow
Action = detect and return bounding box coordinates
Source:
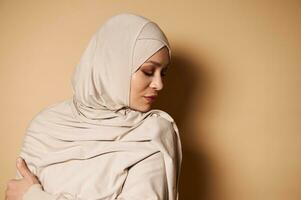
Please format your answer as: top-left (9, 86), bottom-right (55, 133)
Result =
top-left (144, 60), bottom-right (170, 67)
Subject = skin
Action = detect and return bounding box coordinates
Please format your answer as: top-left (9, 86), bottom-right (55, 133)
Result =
top-left (5, 158), bottom-right (39, 200)
top-left (130, 46), bottom-right (170, 112)
top-left (5, 46), bottom-right (170, 199)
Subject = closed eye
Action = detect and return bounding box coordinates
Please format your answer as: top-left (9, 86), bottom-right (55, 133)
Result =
top-left (142, 70), bottom-right (153, 76)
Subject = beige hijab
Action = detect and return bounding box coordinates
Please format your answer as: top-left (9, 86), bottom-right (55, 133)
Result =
top-left (19, 13), bottom-right (182, 200)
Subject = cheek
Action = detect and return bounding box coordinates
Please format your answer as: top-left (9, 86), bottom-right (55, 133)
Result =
top-left (129, 73), bottom-right (152, 112)
top-left (130, 73), bottom-right (149, 96)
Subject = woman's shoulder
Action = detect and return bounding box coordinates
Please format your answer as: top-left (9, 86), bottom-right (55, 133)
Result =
top-left (147, 109), bottom-right (175, 126)
top-left (26, 98), bottom-right (73, 127)
top-left (143, 109), bottom-right (178, 136)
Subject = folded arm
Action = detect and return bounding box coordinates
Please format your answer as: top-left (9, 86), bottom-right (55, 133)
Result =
top-left (6, 152), bottom-right (167, 200)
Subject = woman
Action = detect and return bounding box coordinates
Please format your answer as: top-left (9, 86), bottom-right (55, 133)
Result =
top-left (5, 13), bottom-right (182, 200)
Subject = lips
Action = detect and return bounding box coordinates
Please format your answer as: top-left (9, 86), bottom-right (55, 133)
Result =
top-left (144, 95), bottom-right (157, 103)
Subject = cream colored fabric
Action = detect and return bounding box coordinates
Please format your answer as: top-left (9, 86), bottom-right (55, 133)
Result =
top-left (17, 13), bottom-right (182, 200)
top-left (23, 184), bottom-right (56, 200)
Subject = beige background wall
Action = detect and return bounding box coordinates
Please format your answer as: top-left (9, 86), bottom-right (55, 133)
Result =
top-left (1, 0), bottom-right (300, 199)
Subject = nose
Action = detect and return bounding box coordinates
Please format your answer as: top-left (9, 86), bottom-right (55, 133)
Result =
top-left (150, 74), bottom-right (164, 91)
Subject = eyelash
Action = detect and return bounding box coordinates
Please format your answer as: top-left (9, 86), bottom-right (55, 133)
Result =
top-left (142, 71), bottom-right (153, 76)
top-left (142, 71), bottom-right (167, 77)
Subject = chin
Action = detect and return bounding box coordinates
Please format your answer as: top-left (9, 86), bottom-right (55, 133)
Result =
top-left (131, 105), bottom-right (152, 113)
top-left (142, 107), bottom-right (152, 112)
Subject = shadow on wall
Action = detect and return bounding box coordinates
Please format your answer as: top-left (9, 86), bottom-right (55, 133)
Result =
top-left (154, 49), bottom-right (215, 200)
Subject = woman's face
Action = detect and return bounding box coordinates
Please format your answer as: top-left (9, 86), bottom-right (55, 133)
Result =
top-left (130, 47), bottom-right (170, 112)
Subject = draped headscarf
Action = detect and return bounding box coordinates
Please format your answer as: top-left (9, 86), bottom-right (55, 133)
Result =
top-left (19, 13), bottom-right (182, 200)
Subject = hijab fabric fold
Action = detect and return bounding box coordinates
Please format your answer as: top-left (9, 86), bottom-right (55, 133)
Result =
top-left (19, 13), bottom-right (182, 200)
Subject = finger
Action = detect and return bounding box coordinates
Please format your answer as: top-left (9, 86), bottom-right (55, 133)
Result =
top-left (6, 179), bottom-right (19, 194)
top-left (16, 157), bottom-right (33, 178)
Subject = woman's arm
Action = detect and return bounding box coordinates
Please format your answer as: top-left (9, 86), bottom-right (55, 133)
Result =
top-left (7, 152), bottom-right (168, 200)
top-left (22, 184), bottom-right (57, 200)
top-left (116, 152), bottom-right (168, 200)
top-left (6, 158), bottom-right (64, 200)
top-left (22, 185), bottom-right (76, 200)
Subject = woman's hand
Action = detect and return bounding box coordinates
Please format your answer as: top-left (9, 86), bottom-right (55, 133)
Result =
top-left (5, 158), bottom-right (40, 200)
